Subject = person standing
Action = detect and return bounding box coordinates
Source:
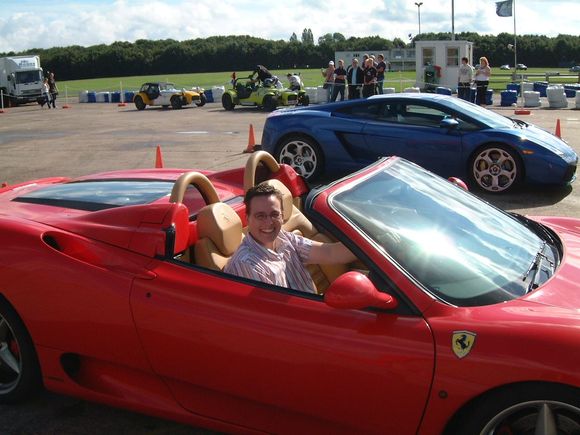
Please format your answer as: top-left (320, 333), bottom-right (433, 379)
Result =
top-left (41, 78), bottom-right (52, 109)
top-left (321, 60), bottom-right (335, 102)
top-left (47, 71), bottom-right (58, 108)
top-left (331, 59), bottom-right (347, 102)
top-left (347, 58), bottom-right (364, 99)
top-left (362, 58), bottom-right (377, 98)
top-left (376, 54), bottom-right (387, 94)
top-left (474, 57), bottom-right (491, 106)
top-left (457, 57), bottom-right (474, 102)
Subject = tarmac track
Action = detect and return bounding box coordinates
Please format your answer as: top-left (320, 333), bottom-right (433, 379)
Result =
top-left (0, 98), bottom-right (579, 434)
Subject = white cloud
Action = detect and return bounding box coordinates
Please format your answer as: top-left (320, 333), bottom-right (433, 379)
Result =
top-left (0, 0), bottom-right (578, 53)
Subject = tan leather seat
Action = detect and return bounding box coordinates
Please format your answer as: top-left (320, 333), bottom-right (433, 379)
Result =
top-left (260, 179), bottom-right (348, 294)
top-left (194, 202), bottom-right (243, 271)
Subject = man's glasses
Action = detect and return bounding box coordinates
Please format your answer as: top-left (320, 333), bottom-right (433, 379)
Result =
top-left (253, 211), bottom-right (283, 221)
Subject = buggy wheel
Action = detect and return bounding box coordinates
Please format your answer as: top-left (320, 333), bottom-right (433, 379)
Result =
top-left (222, 93), bottom-right (235, 110)
top-left (134, 95), bottom-right (146, 110)
top-left (196, 94), bottom-right (207, 107)
top-left (263, 95), bottom-right (278, 112)
top-left (170, 96), bottom-right (183, 110)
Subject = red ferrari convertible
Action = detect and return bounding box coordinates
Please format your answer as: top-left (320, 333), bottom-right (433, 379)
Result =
top-left (0, 151), bottom-right (579, 434)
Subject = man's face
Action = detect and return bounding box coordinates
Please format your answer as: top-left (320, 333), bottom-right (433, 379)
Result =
top-left (247, 194), bottom-right (283, 249)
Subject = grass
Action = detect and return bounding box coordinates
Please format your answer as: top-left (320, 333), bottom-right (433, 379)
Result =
top-left (57, 67), bottom-right (579, 96)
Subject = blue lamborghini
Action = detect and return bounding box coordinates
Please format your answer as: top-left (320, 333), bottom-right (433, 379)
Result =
top-left (260, 94), bottom-right (577, 193)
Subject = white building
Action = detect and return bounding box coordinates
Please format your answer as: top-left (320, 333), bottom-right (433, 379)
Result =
top-left (414, 40), bottom-right (474, 91)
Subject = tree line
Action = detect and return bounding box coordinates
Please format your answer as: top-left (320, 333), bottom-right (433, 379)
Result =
top-left (1, 32), bottom-right (578, 81)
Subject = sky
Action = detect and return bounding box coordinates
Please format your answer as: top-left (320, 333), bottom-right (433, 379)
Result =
top-left (1, 0), bottom-right (579, 53)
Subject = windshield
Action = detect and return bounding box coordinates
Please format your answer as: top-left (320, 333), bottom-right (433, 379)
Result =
top-left (446, 97), bottom-right (514, 129)
top-left (331, 159), bottom-right (549, 306)
top-left (15, 70), bottom-right (42, 84)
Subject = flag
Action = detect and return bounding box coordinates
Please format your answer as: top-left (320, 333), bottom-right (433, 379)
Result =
top-left (496, 0), bottom-right (513, 17)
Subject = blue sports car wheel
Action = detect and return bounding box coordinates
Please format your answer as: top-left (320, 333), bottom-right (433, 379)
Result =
top-left (276, 135), bottom-right (322, 181)
top-left (470, 145), bottom-right (521, 193)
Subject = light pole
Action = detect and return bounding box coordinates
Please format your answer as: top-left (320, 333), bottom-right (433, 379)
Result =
top-left (415, 2), bottom-right (423, 35)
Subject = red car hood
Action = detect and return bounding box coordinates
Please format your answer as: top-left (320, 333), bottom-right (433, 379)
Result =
top-left (522, 216), bottom-right (580, 311)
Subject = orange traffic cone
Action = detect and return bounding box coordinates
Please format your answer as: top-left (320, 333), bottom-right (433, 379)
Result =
top-left (155, 145), bottom-right (164, 168)
top-left (243, 124), bottom-right (256, 153)
top-left (555, 119), bottom-right (562, 138)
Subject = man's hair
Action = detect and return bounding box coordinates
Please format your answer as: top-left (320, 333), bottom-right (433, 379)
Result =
top-left (244, 184), bottom-right (284, 215)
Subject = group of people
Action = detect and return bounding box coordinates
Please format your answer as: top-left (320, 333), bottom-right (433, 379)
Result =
top-left (458, 56), bottom-right (491, 106)
top-left (40, 71), bottom-right (58, 109)
top-left (321, 54), bottom-right (387, 102)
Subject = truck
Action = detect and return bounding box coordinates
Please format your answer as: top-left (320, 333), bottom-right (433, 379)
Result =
top-left (0, 55), bottom-right (44, 106)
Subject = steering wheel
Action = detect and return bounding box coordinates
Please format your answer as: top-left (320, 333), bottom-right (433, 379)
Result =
top-left (170, 171), bottom-right (220, 205)
top-left (243, 151), bottom-right (281, 192)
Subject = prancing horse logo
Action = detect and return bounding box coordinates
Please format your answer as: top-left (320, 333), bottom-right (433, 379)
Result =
top-left (452, 331), bottom-right (477, 359)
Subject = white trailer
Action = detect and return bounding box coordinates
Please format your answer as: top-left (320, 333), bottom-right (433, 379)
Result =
top-left (0, 55), bottom-right (44, 106)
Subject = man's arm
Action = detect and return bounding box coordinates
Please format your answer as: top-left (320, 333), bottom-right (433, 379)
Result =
top-left (307, 240), bottom-right (357, 265)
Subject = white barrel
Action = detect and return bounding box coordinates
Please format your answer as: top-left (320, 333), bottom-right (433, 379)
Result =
top-left (78, 91), bottom-right (89, 103)
top-left (383, 87), bottom-right (396, 94)
top-left (547, 85), bottom-right (568, 108)
top-left (317, 85), bottom-right (327, 103)
top-left (576, 92), bottom-right (580, 109)
top-left (305, 87), bottom-right (318, 104)
top-left (404, 87), bottom-right (421, 93)
top-left (96, 92), bottom-right (110, 103)
top-left (523, 91), bottom-right (541, 107)
top-left (211, 86), bottom-right (224, 101)
top-left (521, 82), bottom-right (534, 93)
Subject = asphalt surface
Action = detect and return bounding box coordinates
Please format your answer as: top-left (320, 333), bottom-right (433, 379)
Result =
top-left (0, 96), bottom-right (579, 434)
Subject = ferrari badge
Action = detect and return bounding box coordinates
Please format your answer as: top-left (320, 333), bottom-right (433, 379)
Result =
top-left (452, 331), bottom-right (477, 359)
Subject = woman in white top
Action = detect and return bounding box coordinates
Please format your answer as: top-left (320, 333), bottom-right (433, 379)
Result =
top-left (474, 56), bottom-right (491, 106)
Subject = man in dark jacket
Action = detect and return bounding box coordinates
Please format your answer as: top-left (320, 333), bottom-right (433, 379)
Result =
top-left (346, 58), bottom-right (364, 99)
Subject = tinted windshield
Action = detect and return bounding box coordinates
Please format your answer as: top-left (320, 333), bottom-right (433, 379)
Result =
top-left (445, 97), bottom-right (514, 129)
top-left (331, 159), bottom-right (547, 306)
top-left (16, 70), bottom-right (42, 84)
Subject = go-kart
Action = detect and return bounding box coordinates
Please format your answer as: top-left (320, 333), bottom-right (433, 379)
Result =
top-left (134, 82), bottom-right (206, 110)
top-left (221, 75), bottom-right (300, 111)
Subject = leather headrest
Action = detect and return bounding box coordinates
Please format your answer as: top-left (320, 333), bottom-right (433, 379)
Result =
top-left (197, 203), bottom-right (243, 255)
top-left (260, 179), bottom-right (293, 222)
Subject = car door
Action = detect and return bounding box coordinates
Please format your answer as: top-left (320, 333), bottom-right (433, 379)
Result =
top-left (131, 262), bottom-right (434, 434)
top-left (362, 100), bottom-right (464, 177)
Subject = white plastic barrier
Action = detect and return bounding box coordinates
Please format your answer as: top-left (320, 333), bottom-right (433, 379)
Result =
top-left (404, 87), bottom-right (421, 93)
top-left (304, 87), bottom-right (319, 104)
top-left (383, 87), bottom-right (396, 94)
top-left (547, 85), bottom-right (568, 108)
top-left (317, 85), bottom-right (329, 103)
top-left (96, 92), bottom-right (110, 103)
top-left (211, 86), bottom-right (224, 101)
top-left (576, 92), bottom-right (580, 109)
top-left (523, 91), bottom-right (541, 107)
top-left (79, 91), bottom-right (89, 103)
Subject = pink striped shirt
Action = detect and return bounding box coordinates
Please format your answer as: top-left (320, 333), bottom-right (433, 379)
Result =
top-left (224, 230), bottom-right (316, 293)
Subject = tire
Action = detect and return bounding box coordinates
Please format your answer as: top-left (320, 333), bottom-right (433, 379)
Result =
top-left (0, 298), bottom-right (41, 403)
top-left (195, 94), bottom-right (207, 107)
top-left (447, 383), bottom-right (580, 435)
top-left (134, 95), bottom-right (146, 111)
top-left (276, 135), bottom-right (323, 181)
top-left (469, 144), bottom-right (522, 193)
top-left (263, 95), bottom-right (278, 112)
top-left (222, 93), bottom-right (234, 111)
top-left (300, 94), bottom-right (310, 106)
top-left (170, 95), bottom-right (183, 110)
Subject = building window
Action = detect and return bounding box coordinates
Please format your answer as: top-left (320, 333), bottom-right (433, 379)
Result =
top-left (422, 48), bottom-right (434, 66)
top-left (447, 47), bottom-right (459, 66)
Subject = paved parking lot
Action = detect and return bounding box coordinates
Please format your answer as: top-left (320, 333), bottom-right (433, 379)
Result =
top-left (0, 98), bottom-right (579, 434)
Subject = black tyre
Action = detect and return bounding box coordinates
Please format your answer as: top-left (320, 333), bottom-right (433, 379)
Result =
top-left (222, 93), bottom-right (234, 111)
top-left (300, 94), bottom-right (310, 106)
top-left (0, 298), bottom-right (41, 403)
top-left (447, 383), bottom-right (580, 435)
top-left (469, 144), bottom-right (522, 193)
top-left (195, 94), bottom-right (207, 107)
top-left (134, 95), bottom-right (146, 111)
top-left (263, 95), bottom-right (278, 112)
top-left (275, 135), bottom-right (323, 181)
top-left (170, 95), bottom-right (183, 110)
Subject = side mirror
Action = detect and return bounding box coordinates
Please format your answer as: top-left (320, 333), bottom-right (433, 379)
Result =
top-left (448, 177), bottom-right (469, 191)
top-left (324, 271), bottom-right (398, 310)
top-left (440, 118), bottom-right (459, 129)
